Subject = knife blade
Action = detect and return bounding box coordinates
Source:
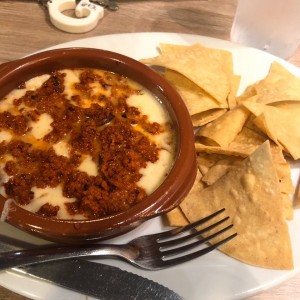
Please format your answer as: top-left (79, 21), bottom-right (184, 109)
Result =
top-left (0, 237), bottom-right (183, 300)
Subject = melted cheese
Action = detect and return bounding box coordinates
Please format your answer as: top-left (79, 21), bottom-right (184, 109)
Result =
top-left (26, 74), bottom-right (50, 90)
top-left (29, 113), bottom-right (53, 139)
top-left (63, 69), bottom-right (81, 100)
top-left (78, 155), bottom-right (98, 176)
top-left (0, 92), bottom-right (21, 113)
top-left (138, 149), bottom-right (174, 194)
top-left (0, 131), bottom-right (12, 143)
top-left (25, 186), bottom-right (84, 220)
top-left (53, 140), bottom-right (70, 157)
top-left (127, 93), bottom-right (168, 124)
top-left (0, 162), bottom-right (9, 197)
top-left (0, 74), bottom-right (50, 114)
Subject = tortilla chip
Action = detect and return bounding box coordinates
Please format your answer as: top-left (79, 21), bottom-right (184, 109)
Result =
top-left (275, 161), bottom-right (295, 194)
top-left (165, 206), bottom-right (189, 227)
top-left (196, 153), bottom-right (222, 176)
top-left (199, 151), bottom-right (291, 196)
top-left (142, 43), bottom-right (297, 270)
top-left (195, 126), bottom-right (265, 157)
top-left (159, 43), bottom-right (189, 54)
top-left (202, 156), bottom-right (243, 184)
top-left (221, 50), bottom-right (239, 108)
top-left (227, 74), bottom-right (241, 109)
top-left (281, 193), bottom-right (294, 220)
top-left (237, 86), bottom-right (257, 105)
top-left (191, 109), bottom-right (227, 127)
top-left (196, 106), bottom-right (250, 148)
top-left (195, 142), bottom-right (254, 157)
top-left (140, 43), bottom-right (231, 103)
top-left (233, 126), bottom-right (286, 164)
top-left (251, 61), bottom-right (300, 104)
top-left (295, 180), bottom-right (300, 208)
top-left (163, 69), bottom-right (223, 115)
top-left (180, 141), bottom-right (293, 269)
top-left (166, 170), bottom-right (204, 226)
top-left (244, 113), bottom-right (267, 135)
top-left (243, 101), bottom-right (300, 159)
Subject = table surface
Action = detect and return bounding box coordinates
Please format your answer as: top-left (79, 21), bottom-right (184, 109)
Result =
top-left (0, 0), bottom-right (300, 299)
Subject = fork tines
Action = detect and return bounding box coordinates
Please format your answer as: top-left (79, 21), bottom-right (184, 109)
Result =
top-left (158, 208), bottom-right (237, 267)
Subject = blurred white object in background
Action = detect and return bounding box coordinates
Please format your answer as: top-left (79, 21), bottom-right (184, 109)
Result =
top-left (230, 0), bottom-right (300, 59)
top-left (47, 0), bottom-right (104, 33)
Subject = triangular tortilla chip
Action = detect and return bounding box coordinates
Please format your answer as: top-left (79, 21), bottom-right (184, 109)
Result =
top-left (163, 69), bottom-right (224, 115)
top-left (243, 101), bottom-right (300, 159)
top-left (180, 141), bottom-right (293, 269)
top-left (165, 170), bottom-right (203, 227)
top-left (140, 43), bottom-right (231, 103)
top-left (250, 61), bottom-right (300, 104)
top-left (197, 148), bottom-right (291, 196)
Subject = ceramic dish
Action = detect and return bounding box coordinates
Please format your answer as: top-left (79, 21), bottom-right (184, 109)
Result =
top-left (0, 47), bottom-right (197, 243)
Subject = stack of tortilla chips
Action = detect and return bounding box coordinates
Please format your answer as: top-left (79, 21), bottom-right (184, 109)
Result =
top-left (141, 43), bottom-right (300, 270)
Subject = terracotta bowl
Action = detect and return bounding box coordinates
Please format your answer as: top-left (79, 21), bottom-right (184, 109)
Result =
top-left (0, 48), bottom-right (197, 244)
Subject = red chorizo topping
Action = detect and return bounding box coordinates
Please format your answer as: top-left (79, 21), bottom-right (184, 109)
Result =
top-left (37, 203), bottom-right (60, 217)
top-left (0, 68), bottom-right (173, 219)
top-left (13, 72), bottom-right (65, 114)
top-left (0, 112), bottom-right (29, 135)
top-left (63, 170), bottom-right (93, 200)
top-left (6, 141), bottom-right (32, 159)
top-left (4, 174), bottom-right (34, 205)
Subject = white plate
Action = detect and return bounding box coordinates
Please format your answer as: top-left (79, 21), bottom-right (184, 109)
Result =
top-left (0, 32), bottom-right (300, 300)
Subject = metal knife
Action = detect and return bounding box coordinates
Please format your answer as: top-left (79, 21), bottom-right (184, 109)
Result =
top-left (0, 237), bottom-right (183, 300)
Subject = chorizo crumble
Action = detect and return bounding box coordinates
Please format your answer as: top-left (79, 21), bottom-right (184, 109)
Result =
top-left (0, 69), bottom-right (174, 219)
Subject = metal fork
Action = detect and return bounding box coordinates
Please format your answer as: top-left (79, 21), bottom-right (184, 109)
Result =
top-left (0, 208), bottom-right (236, 271)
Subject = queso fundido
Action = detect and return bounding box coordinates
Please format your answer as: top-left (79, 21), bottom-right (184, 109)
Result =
top-left (0, 68), bottom-right (176, 220)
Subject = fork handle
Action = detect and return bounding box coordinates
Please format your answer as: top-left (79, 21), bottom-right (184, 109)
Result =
top-left (0, 244), bottom-right (136, 271)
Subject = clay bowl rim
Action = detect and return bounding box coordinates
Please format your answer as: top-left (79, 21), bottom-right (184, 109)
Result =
top-left (0, 47), bottom-right (197, 242)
